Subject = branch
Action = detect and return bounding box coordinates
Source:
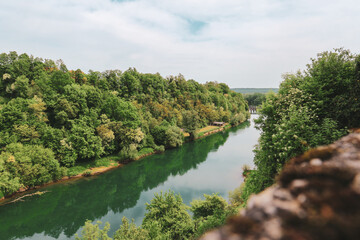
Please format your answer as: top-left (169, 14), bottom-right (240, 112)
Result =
top-left (6, 191), bottom-right (50, 204)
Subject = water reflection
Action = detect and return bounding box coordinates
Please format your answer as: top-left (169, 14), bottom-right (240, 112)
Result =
top-left (0, 121), bottom-right (254, 240)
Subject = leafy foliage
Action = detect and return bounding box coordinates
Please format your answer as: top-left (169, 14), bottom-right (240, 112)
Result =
top-left (75, 220), bottom-right (111, 240)
top-left (190, 193), bottom-right (227, 219)
top-left (241, 48), bottom-right (358, 203)
top-left (76, 191), bottom-right (238, 240)
top-left (0, 51), bottom-right (248, 197)
top-left (0, 143), bottom-right (63, 190)
top-left (244, 92), bottom-right (266, 106)
top-left (143, 191), bottom-right (194, 239)
top-left (113, 217), bottom-right (148, 240)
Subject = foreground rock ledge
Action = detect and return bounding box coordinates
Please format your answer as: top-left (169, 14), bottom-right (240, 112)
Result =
top-left (201, 133), bottom-right (360, 240)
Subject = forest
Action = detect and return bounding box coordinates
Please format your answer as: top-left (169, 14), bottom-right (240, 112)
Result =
top-left (0, 51), bottom-right (249, 199)
top-left (74, 48), bottom-right (360, 240)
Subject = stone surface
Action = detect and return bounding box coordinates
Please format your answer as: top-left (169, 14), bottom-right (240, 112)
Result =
top-left (200, 133), bottom-right (360, 240)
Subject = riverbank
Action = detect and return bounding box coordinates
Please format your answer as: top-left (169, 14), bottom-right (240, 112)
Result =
top-left (0, 120), bottom-right (248, 203)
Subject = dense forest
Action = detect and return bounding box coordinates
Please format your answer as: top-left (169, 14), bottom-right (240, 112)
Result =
top-left (0, 51), bottom-right (249, 199)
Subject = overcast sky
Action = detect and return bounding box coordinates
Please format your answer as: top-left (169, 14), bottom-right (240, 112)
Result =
top-left (1, 0), bottom-right (359, 88)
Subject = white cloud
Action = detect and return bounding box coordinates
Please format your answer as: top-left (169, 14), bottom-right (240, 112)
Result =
top-left (0, 0), bottom-right (359, 87)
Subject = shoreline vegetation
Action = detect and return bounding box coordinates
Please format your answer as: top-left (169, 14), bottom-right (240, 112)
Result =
top-left (0, 51), bottom-right (250, 202)
top-left (0, 119), bottom-right (247, 204)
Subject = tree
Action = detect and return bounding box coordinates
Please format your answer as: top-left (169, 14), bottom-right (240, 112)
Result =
top-left (244, 93), bottom-right (266, 106)
top-left (142, 191), bottom-right (194, 239)
top-left (190, 194), bottom-right (228, 219)
top-left (0, 51), bottom-right (250, 198)
top-left (13, 124), bottom-right (40, 142)
top-left (113, 217), bottom-right (148, 240)
top-left (13, 75), bottom-right (30, 97)
top-left (240, 49), bottom-right (357, 204)
top-left (0, 156), bottom-right (21, 196)
top-left (1, 143), bottom-right (63, 188)
top-left (69, 118), bottom-right (104, 160)
top-left (0, 98), bottom-right (29, 130)
top-left (165, 126), bottom-right (184, 148)
top-left (102, 95), bottom-right (141, 128)
top-left (302, 48), bottom-right (358, 128)
top-left (28, 95), bottom-right (48, 122)
top-left (182, 110), bottom-right (200, 140)
top-left (50, 70), bottom-right (74, 93)
top-left (75, 220), bottom-right (111, 240)
top-left (120, 68), bottom-right (141, 97)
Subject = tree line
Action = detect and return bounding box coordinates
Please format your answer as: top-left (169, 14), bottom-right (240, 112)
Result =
top-left (0, 52), bottom-right (249, 198)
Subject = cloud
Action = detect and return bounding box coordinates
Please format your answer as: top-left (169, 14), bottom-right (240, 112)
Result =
top-left (0, 0), bottom-right (359, 87)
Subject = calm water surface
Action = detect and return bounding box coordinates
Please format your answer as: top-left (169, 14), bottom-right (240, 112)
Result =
top-left (0, 115), bottom-right (259, 240)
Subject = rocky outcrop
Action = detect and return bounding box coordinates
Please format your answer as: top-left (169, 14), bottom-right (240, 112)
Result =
top-left (201, 133), bottom-right (360, 240)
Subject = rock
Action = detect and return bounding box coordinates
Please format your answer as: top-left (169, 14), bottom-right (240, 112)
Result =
top-left (309, 158), bottom-right (322, 166)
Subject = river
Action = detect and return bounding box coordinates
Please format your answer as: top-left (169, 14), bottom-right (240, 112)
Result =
top-left (0, 115), bottom-right (259, 240)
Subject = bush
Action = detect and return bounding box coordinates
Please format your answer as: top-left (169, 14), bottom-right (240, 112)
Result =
top-left (0, 143), bottom-right (63, 188)
top-left (164, 126), bottom-right (184, 148)
top-left (230, 112), bottom-right (246, 126)
top-left (228, 183), bottom-right (245, 206)
top-left (154, 145), bottom-right (165, 153)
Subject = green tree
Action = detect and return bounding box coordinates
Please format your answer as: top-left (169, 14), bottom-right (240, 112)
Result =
top-left (69, 118), bottom-right (104, 160)
top-left (244, 92), bottom-right (266, 106)
top-left (0, 157), bottom-right (21, 196)
top-left (102, 95), bottom-right (140, 128)
top-left (50, 70), bottom-right (74, 93)
top-left (182, 110), bottom-right (200, 140)
top-left (1, 143), bottom-right (62, 188)
top-left (240, 49), bottom-right (357, 204)
top-left (0, 51), bottom-right (249, 196)
top-left (165, 126), bottom-right (184, 148)
top-left (142, 191), bottom-right (194, 240)
top-left (190, 193), bottom-right (228, 220)
top-left (13, 75), bottom-right (30, 98)
top-left (75, 220), bottom-right (111, 240)
top-left (302, 48), bottom-right (358, 128)
top-left (113, 217), bottom-right (148, 240)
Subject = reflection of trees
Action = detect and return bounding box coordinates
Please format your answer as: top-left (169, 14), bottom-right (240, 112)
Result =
top-left (0, 122), bottom-right (250, 240)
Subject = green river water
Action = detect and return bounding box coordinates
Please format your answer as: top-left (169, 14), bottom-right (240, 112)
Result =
top-left (0, 115), bottom-right (259, 240)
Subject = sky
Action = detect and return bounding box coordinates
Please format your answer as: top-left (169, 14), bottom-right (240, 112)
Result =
top-left (1, 0), bottom-right (359, 88)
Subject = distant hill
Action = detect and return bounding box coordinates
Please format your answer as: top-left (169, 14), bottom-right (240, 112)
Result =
top-left (231, 88), bottom-right (279, 94)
